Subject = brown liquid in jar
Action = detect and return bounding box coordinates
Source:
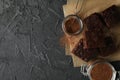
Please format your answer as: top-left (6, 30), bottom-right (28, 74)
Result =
top-left (90, 63), bottom-right (113, 80)
top-left (65, 18), bottom-right (80, 34)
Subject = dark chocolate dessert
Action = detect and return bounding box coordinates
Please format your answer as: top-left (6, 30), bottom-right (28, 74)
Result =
top-left (83, 13), bottom-right (105, 31)
top-left (84, 30), bottom-right (105, 48)
top-left (100, 5), bottom-right (120, 28)
top-left (99, 36), bottom-right (116, 57)
top-left (72, 39), bottom-right (84, 57)
top-left (83, 48), bottom-right (99, 61)
top-left (72, 5), bottom-right (118, 62)
top-left (72, 39), bottom-right (99, 61)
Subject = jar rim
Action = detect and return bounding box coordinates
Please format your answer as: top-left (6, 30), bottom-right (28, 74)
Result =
top-left (62, 15), bottom-right (83, 36)
top-left (87, 61), bottom-right (116, 80)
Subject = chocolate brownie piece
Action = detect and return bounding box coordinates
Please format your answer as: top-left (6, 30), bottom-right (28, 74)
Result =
top-left (83, 13), bottom-right (105, 31)
top-left (72, 39), bottom-right (99, 62)
top-left (100, 5), bottom-right (120, 28)
top-left (99, 36), bottom-right (116, 57)
top-left (83, 48), bottom-right (99, 61)
top-left (72, 39), bottom-right (84, 57)
top-left (84, 30), bottom-right (105, 48)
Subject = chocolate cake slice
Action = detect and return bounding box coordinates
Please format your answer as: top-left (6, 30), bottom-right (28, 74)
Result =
top-left (83, 13), bottom-right (105, 31)
top-left (72, 39), bottom-right (99, 62)
top-left (99, 36), bottom-right (116, 57)
top-left (72, 39), bottom-right (84, 57)
top-left (83, 48), bottom-right (99, 61)
top-left (100, 5), bottom-right (120, 28)
top-left (84, 30), bottom-right (105, 48)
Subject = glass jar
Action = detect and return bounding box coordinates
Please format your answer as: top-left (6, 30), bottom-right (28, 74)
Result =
top-left (87, 59), bottom-right (116, 80)
top-left (62, 15), bottom-right (83, 37)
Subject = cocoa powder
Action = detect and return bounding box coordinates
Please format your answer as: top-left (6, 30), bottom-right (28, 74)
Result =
top-left (90, 63), bottom-right (113, 80)
top-left (65, 18), bottom-right (80, 34)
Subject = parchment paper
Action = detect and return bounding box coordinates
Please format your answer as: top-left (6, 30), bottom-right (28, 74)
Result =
top-left (63, 0), bottom-right (120, 67)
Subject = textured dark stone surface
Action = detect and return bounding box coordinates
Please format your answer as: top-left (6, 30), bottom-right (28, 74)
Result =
top-left (0, 0), bottom-right (119, 80)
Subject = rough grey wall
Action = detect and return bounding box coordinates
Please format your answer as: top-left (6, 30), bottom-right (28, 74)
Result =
top-left (0, 0), bottom-right (89, 80)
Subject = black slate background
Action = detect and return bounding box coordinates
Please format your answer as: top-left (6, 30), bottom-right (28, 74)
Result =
top-left (0, 0), bottom-right (89, 80)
